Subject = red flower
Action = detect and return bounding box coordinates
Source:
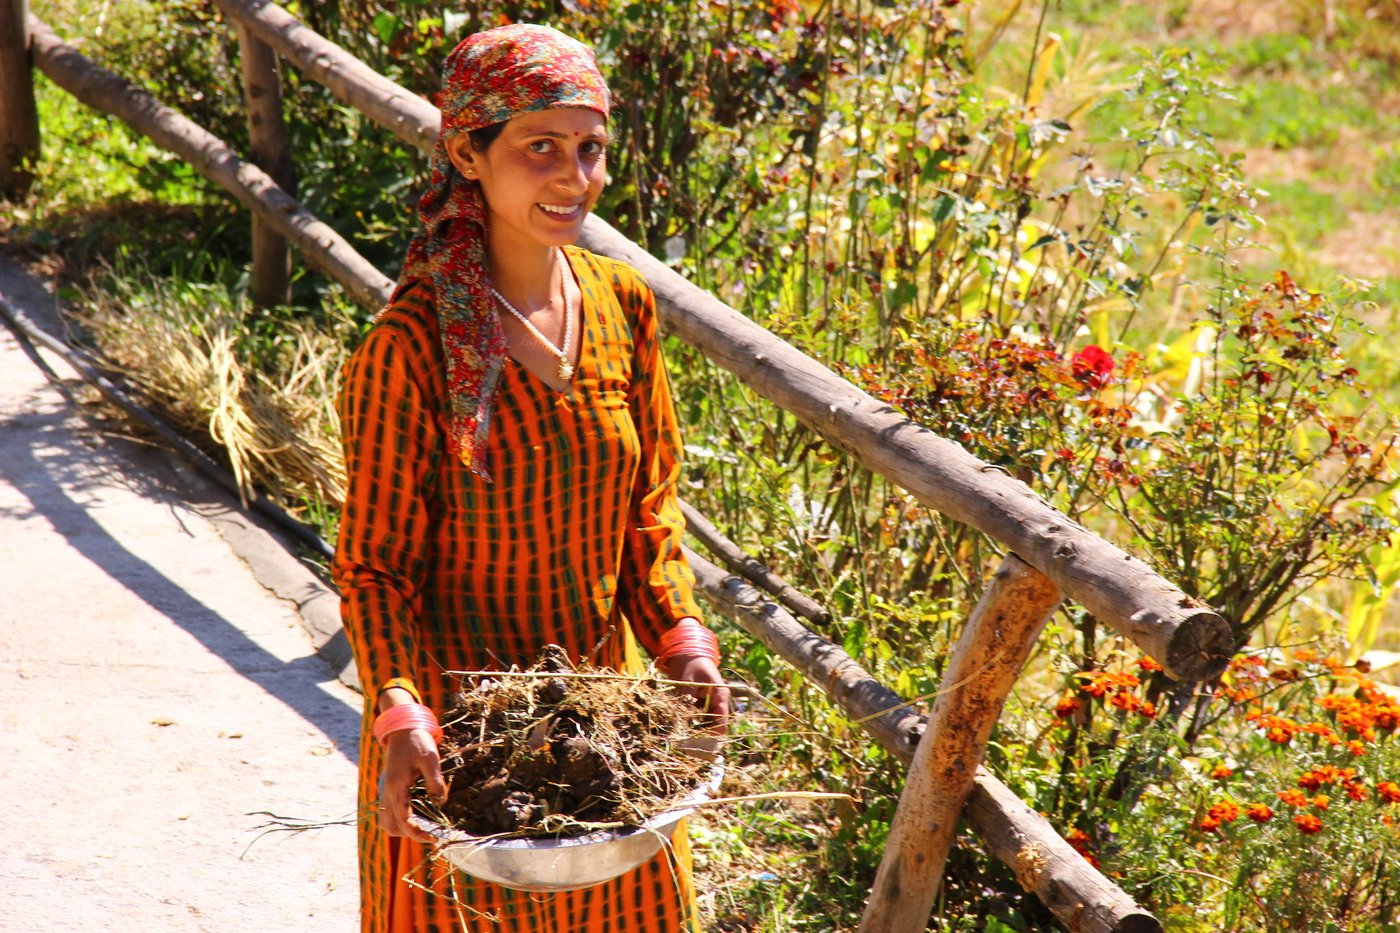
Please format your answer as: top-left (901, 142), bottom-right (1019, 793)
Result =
top-left (1053, 696), bottom-right (1083, 719)
top-left (1277, 789), bottom-right (1309, 808)
top-left (1378, 782), bottom-right (1400, 804)
top-left (1209, 764), bottom-right (1234, 780)
top-left (1136, 656), bottom-right (1164, 673)
top-left (1071, 345), bottom-right (1115, 390)
top-left (1246, 804), bottom-right (1274, 823)
top-left (1293, 814), bottom-right (1324, 835)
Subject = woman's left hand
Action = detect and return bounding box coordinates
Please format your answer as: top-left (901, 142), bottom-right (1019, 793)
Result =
top-left (662, 654), bottom-right (730, 731)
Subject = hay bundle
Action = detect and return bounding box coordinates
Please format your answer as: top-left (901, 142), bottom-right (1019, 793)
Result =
top-left (424, 646), bottom-right (714, 838)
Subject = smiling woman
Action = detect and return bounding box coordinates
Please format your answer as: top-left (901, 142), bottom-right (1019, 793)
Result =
top-left (331, 23), bottom-right (729, 933)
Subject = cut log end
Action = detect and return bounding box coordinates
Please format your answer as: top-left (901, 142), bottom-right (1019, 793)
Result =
top-left (1163, 607), bottom-right (1234, 682)
top-left (1114, 914), bottom-right (1165, 933)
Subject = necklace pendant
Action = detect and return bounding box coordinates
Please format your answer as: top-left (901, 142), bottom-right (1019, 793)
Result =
top-left (557, 358), bottom-right (575, 384)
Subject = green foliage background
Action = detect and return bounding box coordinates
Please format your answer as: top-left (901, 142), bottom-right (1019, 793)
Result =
top-left (5, 0), bottom-right (1400, 929)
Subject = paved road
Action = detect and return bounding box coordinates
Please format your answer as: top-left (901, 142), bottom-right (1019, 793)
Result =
top-left (0, 257), bottom-right (363, 931)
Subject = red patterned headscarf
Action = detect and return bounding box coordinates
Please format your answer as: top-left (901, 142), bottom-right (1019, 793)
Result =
top-left (390, 24), bottom-right (611, 478)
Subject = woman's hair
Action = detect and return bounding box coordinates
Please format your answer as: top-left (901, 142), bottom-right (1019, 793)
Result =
top-left (468, 122), bottom-right (506, 151)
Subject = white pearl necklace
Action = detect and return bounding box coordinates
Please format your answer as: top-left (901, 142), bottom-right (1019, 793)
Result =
top-left (490, 250), bottom-right (575, 385)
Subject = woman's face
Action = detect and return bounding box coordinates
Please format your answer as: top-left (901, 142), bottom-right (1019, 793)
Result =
top-left (446, 107), bottom-right (608, 256)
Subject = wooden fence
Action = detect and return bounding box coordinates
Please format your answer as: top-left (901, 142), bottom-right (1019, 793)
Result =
top-left (9, 3), bottom-right (1234, 930)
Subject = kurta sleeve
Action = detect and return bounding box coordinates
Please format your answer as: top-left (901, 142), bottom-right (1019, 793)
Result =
top-left (612, 266), bottom-right (705, 657)
top-left (332, 308), bottom-right (442, 707)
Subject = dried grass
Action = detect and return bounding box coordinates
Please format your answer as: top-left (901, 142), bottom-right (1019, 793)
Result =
top-left (72, 273), bottom-right (348, 508)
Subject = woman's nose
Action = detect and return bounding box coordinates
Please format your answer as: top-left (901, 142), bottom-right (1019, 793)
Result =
top-left (557, 152), bottom-right (590, 193)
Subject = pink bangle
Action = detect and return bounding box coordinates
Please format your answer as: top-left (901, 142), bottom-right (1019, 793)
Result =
top-left (656, 619), bottom-right (720, 664)
top-left (372, 702), bottom-right (443, 748)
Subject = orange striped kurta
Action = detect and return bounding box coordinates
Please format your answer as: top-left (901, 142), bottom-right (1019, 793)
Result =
top-left (333, 246), bottom-right (705, 933)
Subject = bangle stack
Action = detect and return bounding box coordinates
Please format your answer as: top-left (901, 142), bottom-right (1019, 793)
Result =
top-left (372, 702), bottom-right (443, 748)
top-left (655, 619), bottom-right (721, 665)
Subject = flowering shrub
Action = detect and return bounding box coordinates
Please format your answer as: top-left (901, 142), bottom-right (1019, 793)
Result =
top-left (1040, 650), bottom-right (1400, 929)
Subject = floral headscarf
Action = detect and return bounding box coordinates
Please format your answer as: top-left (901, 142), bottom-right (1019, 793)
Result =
top-left (390, 24), bottom-right (611, 478)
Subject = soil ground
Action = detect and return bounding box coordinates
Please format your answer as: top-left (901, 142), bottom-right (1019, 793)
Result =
top-left (0, 255), bottom-right (363, 931)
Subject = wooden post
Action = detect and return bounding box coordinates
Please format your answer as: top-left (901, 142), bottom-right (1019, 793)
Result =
top-left (235, 22), bottom-right (294, 308)
top-left (685, 547), bottom-right (1162, 933)
top-left (0, 0), bottom-right (41, 197)
top-left (213, 0), bottom-right (439, 153)
top-left (27, 15), bottom-right (392, 311)
top-left (860, 556), bottom-right (1062, 933)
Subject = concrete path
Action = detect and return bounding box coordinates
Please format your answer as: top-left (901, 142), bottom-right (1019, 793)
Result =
top-left (0, 257), bottom-right (363, 931)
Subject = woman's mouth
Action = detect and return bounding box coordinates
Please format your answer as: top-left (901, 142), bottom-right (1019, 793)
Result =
top-left (539, 202), bottom-right (583, 220)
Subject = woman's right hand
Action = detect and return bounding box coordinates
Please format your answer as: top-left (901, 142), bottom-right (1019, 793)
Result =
top-left (375, 689), bottom-right (449, 842)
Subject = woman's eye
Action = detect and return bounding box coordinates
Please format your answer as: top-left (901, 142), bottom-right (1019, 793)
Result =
top-left (582, 140), bottom-right (607, 156)
top-left (528, 140), bottom-right (555, 154)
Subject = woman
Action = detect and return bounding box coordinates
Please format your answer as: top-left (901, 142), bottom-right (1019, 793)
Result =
top-left (333, 23), bottom-right (729, 933)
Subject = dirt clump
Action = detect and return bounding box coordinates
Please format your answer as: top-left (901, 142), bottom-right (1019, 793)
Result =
top-left (420, 645), bottom-right (714, 838)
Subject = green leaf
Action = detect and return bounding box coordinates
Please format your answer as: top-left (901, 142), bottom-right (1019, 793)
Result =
top-left (371, 12), bottom-right (402, 47)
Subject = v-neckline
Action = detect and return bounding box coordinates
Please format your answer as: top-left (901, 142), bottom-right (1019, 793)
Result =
top-left (504, 248), bottom-right (587, 396)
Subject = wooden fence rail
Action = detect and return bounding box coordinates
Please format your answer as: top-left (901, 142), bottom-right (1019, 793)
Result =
top-left (20, 7), bottom-right (1232, 929)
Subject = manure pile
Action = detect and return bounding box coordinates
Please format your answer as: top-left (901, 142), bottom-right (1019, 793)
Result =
top-left (424, 646), bottom-right (714, 837)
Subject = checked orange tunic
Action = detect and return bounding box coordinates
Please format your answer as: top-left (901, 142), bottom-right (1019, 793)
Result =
top-left (334, 247), bottom-right (705, 932)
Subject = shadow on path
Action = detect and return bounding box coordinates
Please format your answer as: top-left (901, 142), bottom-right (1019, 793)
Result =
top-left (1, 412), bottom-right (361, 765)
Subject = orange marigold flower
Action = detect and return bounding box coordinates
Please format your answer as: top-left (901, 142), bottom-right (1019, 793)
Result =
top-left (1298, 767), bottom-right (1341, 790)
top-left (1136, 656), bottom-right (1164, 673)
top-left (1053, 696), bottom-right (1082, 719)
top-left (1110, 691), bottom-right (1141, 713)
top-left (1320, 695), bottom-right (1357, 713)
top-left (1312, 794), bottom-right (1330, 811)
top-left (1378, 782), bottom-right (1400, 804)
top-left (1255, 713), bottom-right (1299, 745)
top-left (1198, 815), bottom-right (1222, 833)
top-left (1293, 648), bottom-right (1319, 663)
top-left (1210, 764), bottom-right (1234, 780)
top-left (1208, 801), bottom-right (1241, 823)
top-left (1347, 740), bottom-right (1367, 757)
top-left (1301, 722), bottom-right (1339, 742)
top-left (1277, 789), bottom-right (1310, 807)
top-left (1081, 671), bottom-right (1141, 698)
top-left (1344, 782), bottom-right (1369, 802)
top-left (1138, 700), bottom-right (1158, 720)
top-left (1294, 814), bottom-right (1324, 835)
top-left (1246, 804), bottom-right (1274, 823)
top-left (1065, 827), bottom-right (1099, 866)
